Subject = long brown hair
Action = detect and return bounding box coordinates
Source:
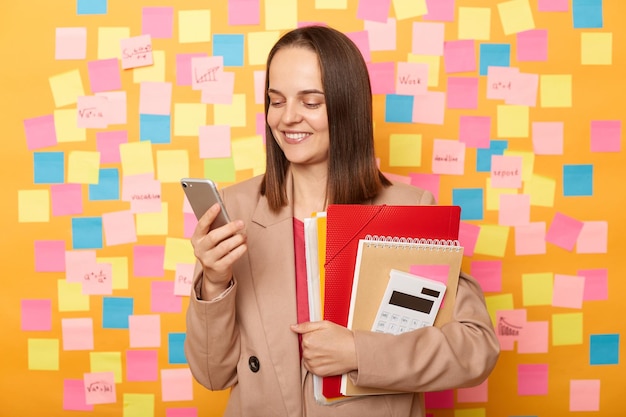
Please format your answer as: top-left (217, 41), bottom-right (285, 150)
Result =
top-left (260, 25), bottom-right (391, 211)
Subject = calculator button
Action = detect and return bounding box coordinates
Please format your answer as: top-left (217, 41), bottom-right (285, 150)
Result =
top-left (387, 323), bottom-right (398, 333)
top-left (401, 316), bottom-right (410, 326)
top-left (390, 314), bottom-right (400, 323)
top-left (376, 321), bottom-right (386, 331)
top-left (398, 326), bottom-right (407, 334)
top-left (380, 311), bottom-right (390, 320)
top-left (410, 319), bottom-right (420, 328)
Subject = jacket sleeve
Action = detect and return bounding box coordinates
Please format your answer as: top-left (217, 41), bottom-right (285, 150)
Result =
top-left (184, 262), bottom-right (241, 391)
top-left (349, 272), bottom-right (500, 392)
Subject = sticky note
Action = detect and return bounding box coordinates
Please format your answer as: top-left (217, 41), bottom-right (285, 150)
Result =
top-left (62, 318), bottom-right (94, 350)
top-left (458, 222), bottom-right (480, 257)
top-left (57, 280), bottom-right (90, 312)
top-left (458, 7), bottom-right (491, 40)
top-left (517, 29), bottom-right (548, 62)
top-left (140, 114), bottom-right (171, 144)
top-left (491, 155), bottom-right (522, 188)
top-left (89, 352), bottom-right (123, 383)
top-left (459, 116), bottom-right (491, 149)
top-left (546, 211), bottom-right (584, 251)
top-left (18, 190), bottom-right (50, 223)
top-left (168, 333), bottom-right (187, 364)
top-left (392, 0), bottom-right (427, 20)
top-left (517, 364), bottom-right (548, 395)
top-left (538, 0), bottom-right (569, 11)
top-left (174, 263), bottom-right (195, 296)
top-left (389, 134), bottom-right (422, 167)
top-left (485, 178), bottom-right (517, 211)
top-left (396, 62), bottom-right (428, 95)
top-left (523, 174), bottom-right (556, 207)
top-left (499, 194), bottom-right (530, 226)
top-left (552, 273), bottom-right (585, 308)
top-left (453, 188), bottom-right (483, 220)
top-left (71, 217), bottom-right (103, 249)
top-left (470, 260), bottom-right (502, 293)
top-left (77, 0), bottom-right (107, 15)
top-left (506, 72), bottom-right (539, 107)
top-left (497, 105), bottom-right (529, 138)
top-left (485, 294), bottom-right (514, 325)
top-left (63, 379), bottom-right (93, 411)
top-left (22, 299), bottom-right (52, 331)
top-left (49, 69), bottom-right (85, 108)
top-left (161, 369), bottom-right (193, 402)
top-left (540, 74), bottom-right (572, 107)
top-left (532, 121), bottom-right (564, 155)
top-left (497, 0), bottom-right (535, 35)
top-left (68, 151), bottom-right (100, 184)
top-left (228, 0), bottom-right (261, 25)
top-left (129, 315), bottom-right (161, 348)
top-left (151, 281), bottom-right (182, 313)
top-left (474, 225), bottom-right (509, 257)
top-left (97, 27), bottom-right (130, 60)
top-left (102, 297), bottom-right (134, 329)
top-left (447, 77), bottom-right (479, 109)
top-left (412, 22), bottom-right (444, 55)
top-left (579, 268), bottom-right (608, 301)
top-left (198, 125), bottom-right (231, 158)
top-left (126, 350), bottom-right (159, 381)
top-left (357, 0), bottom-right (391, 23)
top-left (479, 44), bottom-right (511, 76)
top-left (409, 173), bottom-right (440, 202)
top-left (89, 168), bottom-right (119, 201)
top-left (423, 0), bottom-right (454, 21)
top-left (138, 82), bottom-right (172, 116)
top-left (54, 109), bottom-right (87, 142)
top-left (385, 94), bottom-right (413, 123)
top-left (34, 152), bottom-right (64, 184)
top-left (28, 338), bottom-right (59, 370)
top-left (590, 120), bottom-right (621, 152)
top-left (476, 140), bottom-right (508, 172)
top-left (136, 203), bottom-right (169, 236)
top-left (214, 94), bottom-right (247, 127)
top-left (134, 245), bottom-right (165, 277)
top-left (346, 30), bottom-right (371, 63)
top-left (164, 237), bottom-right (196, 271)
top-left (24, 115), bottom-right (57, 150)
top-left (133, 50), bottom-right (166, 82)
top-left (496, 309), bottom-right (526, 350)
top-left (87, 58), bottom-right (121, 92)
top-left (96, 91), bottom-right (127, 125)
top-left (486, 66), bottom-right (518, 100)
top-left (264, 0), bottom-right (297, 30)
top-left (35, 240), bottom-right (66, 272)
top-left (214, 34), bottom-right (245, 67)
top-left (563, 164), bottom-right (593, 196)
top-left (84, 372), bottom-right (116, 404)
top-left (142, 7), bottom-right (174, 39)
top-left (412, 91), bottom-right (445, 125)
top-left (407, 54), bottom-right (440, 87)
top-left (590, 334), bottom-right (619, 365)
top-left (201, 71), bottom-right (236, 104)
top-left (432, 139), bottom-right (465, 175)
top-left (122, 393), bottom-right (154, 417)
top-left (77, 95), bottom-right (109, 128)
top-left (364, 18), bottom-right (397, 51)
top-left (120, 141), bottom-right (154, 176)
top-left (248, 31), bottom-right (281, 65)
top-left (102, 210), bottom-right (137, 246)
top-left (156, 150), bottom-right (189, 183)
top-left (576, 221), bottom-right (608, 254)
top-left (552, 312), bottom-right (583, 345)
top-left (443, 40), bottom-right (476, 73)
top-left (517, 320), bottom-right (549, 353)
top-left (581, 32), bottom-right (612, 65)
top-left (55, 27), bottom-right (87, 60)
top-left (570, 380), bottom-right (600, 411)
top-left (204, 158), bottom-right (237, 182)
top-left (176, 53), bottom-right (207, 86)
top-left (178, 10), bottom-right (211, 43)
top-left (573, 0), bottom-right (603, 28)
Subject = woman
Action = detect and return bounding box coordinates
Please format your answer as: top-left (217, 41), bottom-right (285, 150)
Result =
top-left (184, 25), bottom-right (499, 416)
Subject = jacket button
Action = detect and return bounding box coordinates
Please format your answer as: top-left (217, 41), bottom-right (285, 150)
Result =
top-left (248, 356), bottom-right (260, 373)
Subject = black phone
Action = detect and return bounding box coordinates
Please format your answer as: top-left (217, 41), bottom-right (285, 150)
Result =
top-left (180, 178), bottom-right (231, 230)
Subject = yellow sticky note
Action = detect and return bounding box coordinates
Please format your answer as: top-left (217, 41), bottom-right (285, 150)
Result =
top-left (90, 351), bottom-right (123, 383)
top-left (174, 103), bottom-right (207, 137)
top-left (497, 105), bottom-right (529, 138)
top-left (581, 32), bottom-right (612, 65)
top-left (485, 294), bottom-right (514, 325)
top-left (315, 0), bottom-right (347, 9)
top-left (123, 394), bottom-right (155, 417)
top-left (136, 203), bottom-right (169, 236)
top-left (120, 141), bottom-right (154, 176)
top-left (459, 8), bottom-right (491, 40)
top-left (18, 190), bottom-right (50, 223)
top-left (97, 257), bottom-right (128, 290)
top-left (485, 178), bottom-right (517, 211)
top-left (497, 0), bottom-right (535, 35)
top-left (204, 158), bottom-right (237, 183)
top-left (540, 74), bottom-right (572, 108)
top-left (164, 237), bottom-right (196, 271)
top-left (133, 50), bottom-right (166, 83)
top-left (214, 94), bottom-right (247, 127)
top-left (265, 0), bottom-right (297, 30)
top-left (523, 174), bottom-right (555, 207)
top-left (54, 109), bottom-right (86, 142)
top-left (522, 272), bottom-right (552, 306)
top-left (179, 10), bottom-right (211, 43)
top-left (474, 225), bottom-right (510, 257)
top-left (455, 408), bottom-right (487, 417)
top-left (552, 312), bottom-right (583, 346)
top-left (49, 69), bottom-right (85, 108)
top-left (98, 27), bottom-right (130, 59)
top-left (389, 134), bottom-right (422, 167)
top-left (503, 150), bottom-right (535, 182)
top-left (407, 54), bottom-right (440, 87)
top-left (248, 31), bottom-right (281, 66)
top-left (156, 150), bottom-right (189, 183)
top-left (232, 135), bottom-right (266, 174)
top-left (68, 151), bottom-right (100, 184)
top-left (57, 279), bottom-right (90, 312)
top-left (28, 339), bottom-right (59, 371)
top-left (392, 0), bottom-right (427, 20)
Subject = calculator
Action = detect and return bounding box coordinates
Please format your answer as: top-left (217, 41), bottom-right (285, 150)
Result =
top-left (372, 269), bottom-right (447, 335)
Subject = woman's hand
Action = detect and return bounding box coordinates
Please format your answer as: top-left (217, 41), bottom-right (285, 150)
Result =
top-left (191, 203), bottom-right (247, 300)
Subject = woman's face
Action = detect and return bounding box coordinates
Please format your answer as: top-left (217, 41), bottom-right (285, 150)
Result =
top-left (266, 47), bottom-right (330, 168)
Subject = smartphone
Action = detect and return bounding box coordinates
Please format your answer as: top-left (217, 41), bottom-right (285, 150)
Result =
top-left (180, 178), bottom-right (231, 230)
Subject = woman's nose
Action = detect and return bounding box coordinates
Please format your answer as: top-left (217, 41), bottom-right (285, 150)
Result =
top-left (281, 101), bottom-right (302, 124)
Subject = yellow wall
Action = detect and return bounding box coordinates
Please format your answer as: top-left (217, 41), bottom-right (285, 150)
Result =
top-left (1, 0), bottom-right (624, 416)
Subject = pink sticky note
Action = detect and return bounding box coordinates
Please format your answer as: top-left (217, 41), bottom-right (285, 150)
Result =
top-left (166, 408), bottom-right (198, 417)
top-left (424, 0), bottom-right (455, 22)
top-left (133, 245), bottom-right (165, 277)
top-left (87, 58), bottom-right (122, 93)
top-left (457, 379), bottom-right (488, 403)
top-left (443, 40), bottom-right (476, 73)
top-left (517, 30), bottom-right (548, 62)
top-left (364, 18), bottom-right (396, 51)
top-left (499, 194), bottom-right (530, 226)
top-left (368, 62), bottom-right (396, 95)
top-left (538, 0), bottom-right (569, 12)
top-left (24, 114), bottom-right (57, 150)
top-left (576, 221), bottom-right (608, 253)
top-left (122, 173), bottom-right (155, 201)
top-left (553, 274), bottom-right (585, 309)
top-left (199, 125), bottom-right (231, 158)
top-left (459, 116), bottom-right (491, 149)
top-left (151, 281), bottom-right (182, 313)
top-left (34, 240), bottom-right (66, 272)
top-left (486, 66), bottom-right (519, 100)
top-left (496, 309), bottom-right (527, 351)
top-left (96, 130), bottom-right (127, 163)
top-left (183, 212), bottom-right (198, 238)
top-left (357, 0), bottom-right (391, 23)
top-left (432, 138), bottom-right (465, 175)
top-left (127, 350), bottom-right (159, 381)
top-left (346, 31), bottom-right (371, 63)
top-left (102, 210), bottom-right (137, 246)
top-left (506, 72), bottom-right (539, 107)
top-left (409, 265), bottom-right (449, 285)
top-left (470, 260), bottom-right (502, 293)
top-left (55, 27), bottom-right (87, 60)
top-left (228, 0), bottom-right (260, 25)
top-left (65, 250), bottom-right (98, 282)
top-left (84, 372), bottom-right (116, 404)
top-left (447, 77), bottom-right (478, 109)
top-left (256, 112), bottom-right (266, 142)
top-left (546, 212), bottom-right (584, 251)
top-left (82, 263), bottom-right (113, 295)
top-left (409, 172), bottom-right (440, 202)
top-left (491, 155), bottom-right (522, 188)
top-left (412, 22), bottom-right (445, 56)
top-left (121, 34), bottom-right (153, 70)
top-left (396, 62), bottom-right (428, 95)
top-left (532, 121), bottom-right (564, 155)
top-left (591, 120), bottom-right (621, 152)
top-left (129, 179), bottom-right (162, 213)
top-left (176, 53), bottom-right (208, 86)
top-left (201, 71), bottom-right (235, 104)
top-left (129, 315), bottom-right (161, 348)
top-left (515, 222), bottom-right (547, 255)
top-left (77, 95), bottom-right (109, 128)
top-left (64, 379), bottom-right (93, 411)
top-left (162, 369), bottom-right (193, 402)
top-left (96, 91), bottom-right (127, 125)
top-left (578, 268), bottom-right (608, 301)
top-left (139, 82), bottom-right (172, 115)
top-left (21, 299), bottom-right (52, 331)
top-left (191, 56), bottom-right (224, 91)
top-left (570, 380), bottom-right (600, 411)
top-left (458, 222), bottom-right (480, 256)
top-left (51, 183), bottom-right (83, 216)
top-left (62, 318), bottom-right (94, 350)
top-left (517, 320), bottom-right (549, 353)
top-left (424, 389), bottom-right (454, 409)
top-left (175, 263), bottom-right (195, 296)
top-left (518, 364), bottom-right (548, 395)
top-left (253, 70), bottom-right (266, 104)
top-left (142, 7), bottom-right (174, 39)
top-left (413, 91), bottom-right (446, 125)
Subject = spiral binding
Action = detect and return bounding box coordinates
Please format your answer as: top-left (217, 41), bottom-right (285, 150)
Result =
top-left (363, 234), bottom-right (462, 251)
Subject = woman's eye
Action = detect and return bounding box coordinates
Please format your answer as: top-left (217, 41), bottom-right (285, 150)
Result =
top-left (304, 102), bottom-right (321, 109)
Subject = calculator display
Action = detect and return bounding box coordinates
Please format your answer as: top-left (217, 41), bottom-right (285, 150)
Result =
top-left (389, 291), bottom-right (434, 314)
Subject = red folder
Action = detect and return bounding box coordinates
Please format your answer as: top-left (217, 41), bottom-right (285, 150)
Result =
top-left (322, 204), bottom-right (461, 399)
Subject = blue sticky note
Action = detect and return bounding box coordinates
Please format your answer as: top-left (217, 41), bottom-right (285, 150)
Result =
top-left (168, 333), bottom-right (187, 364)
top-left (71, 217), bottom-right (103, 249)
top-left (453, 188), bottom-right (484, 220)
top-left (573, 0), bottom-right (603, 28)
top-left (590, 333), bottom-right (619, 365)
top-left (479, 44), bottom-right (511, 76)
top-left (89, 168), bottom-right (119, 201)
top-left (140, 114), bottom-right (171, 144)
top-left (213, 34), bottom-right (245, 67)
top-left (563, 164), bottom-right (593, 196)
top-left (34, 152), bottom-right (64, 184)
top-left (77, 0), bottom-right (107, 15)
top-left (476, 140), bottom-right (508, 172)
top-left (385, 94), bottom-right (414, 123)
top-left (102, 297), bottom-right (134, 329)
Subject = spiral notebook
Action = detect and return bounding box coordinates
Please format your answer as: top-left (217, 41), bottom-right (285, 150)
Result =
top-left (341, 235), bottom-right (464, 397)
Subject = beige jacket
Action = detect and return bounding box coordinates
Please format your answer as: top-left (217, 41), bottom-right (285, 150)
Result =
top-left (184, 175), bottom-right (500, 416)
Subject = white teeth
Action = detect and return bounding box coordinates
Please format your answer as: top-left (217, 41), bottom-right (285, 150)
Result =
top-left (285, 132), bottom-right (307, 140)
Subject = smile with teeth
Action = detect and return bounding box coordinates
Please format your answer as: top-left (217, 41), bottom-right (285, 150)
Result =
top-left (283, 132), bottom-right (310, 143)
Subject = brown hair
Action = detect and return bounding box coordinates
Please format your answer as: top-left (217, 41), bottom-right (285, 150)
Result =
top-left (260, 25), bottom-right (391, 211)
